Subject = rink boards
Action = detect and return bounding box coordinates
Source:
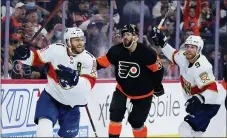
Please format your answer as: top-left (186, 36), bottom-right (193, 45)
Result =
top-left (1, 79), bottom-right (226, 137)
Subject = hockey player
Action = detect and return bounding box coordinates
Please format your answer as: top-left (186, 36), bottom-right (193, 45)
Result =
top-left (13, 27), bottom-right (97, 137)
top-left (150, 27), bottom-right (222, 137)
top-left (96, 24), bottom-right (164, 138)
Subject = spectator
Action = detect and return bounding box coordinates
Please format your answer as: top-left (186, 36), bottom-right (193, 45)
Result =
top-left (25, 8), bottom-right (56, 44)
top-left (207, 47), bottom-right (223, 80)
top-left (1, 0), bottom-right (15, 18)
top-left (1, 40), bottom-right (19, 79)
top-left (1, 2), bottom-right (26, 46)
top-left (26, 0), bottom-right (50, 21)
top-left (152, 0), bottom-right (170, 18)
top-left (122, 0), bottom-right (151, 25)
top-left (180, 28), bottom-right (194, 48)
top-left (112, 28), bottom-right (122, 45)
top-left (183, 0), bottom-right (201, 35)
top-left (70, 0), bottom-right (99, 30)
top-left (153, 5), bottom-right (169, 27)
top-left (85, 22), bottom-right (108, 58)
top-left (46, 0), bottom-right (72, 31)
top-left (219, 0), bottom-right (227, 33)
top-left (199, 2), bottom-right (214, 34)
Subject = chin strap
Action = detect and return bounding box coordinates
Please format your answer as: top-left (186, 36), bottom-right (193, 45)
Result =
top-left (66, 40), bottom-right (78, 56)
top-left (68, 47), bottom-right (78, 56)
top-left (123, 38), bottom-right (138, 49)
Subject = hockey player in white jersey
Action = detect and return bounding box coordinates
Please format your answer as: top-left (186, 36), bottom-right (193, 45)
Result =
top-left (150, 27), bottom-right (222, 137)
top-left (13, 27), bottom-right (97, 137)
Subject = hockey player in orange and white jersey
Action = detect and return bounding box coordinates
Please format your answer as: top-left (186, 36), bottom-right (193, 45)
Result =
top-left (150, 27), bottom-right (222, 137)
top-left (13, 27), bottom-right (97, 137)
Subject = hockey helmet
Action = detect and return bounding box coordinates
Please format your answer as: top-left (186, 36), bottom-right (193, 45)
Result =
top-left (121, 24), bottom-right (139, 36)
top-left (184, 35), bottom-right (204, 54)
top-left (64, 27), bottom-right (85, 55)
top-left (64, 27), bottom-right (85, 46)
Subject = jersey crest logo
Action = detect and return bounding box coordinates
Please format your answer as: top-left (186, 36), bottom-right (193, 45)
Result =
top-left (189, 21), bottom-right (196, 28)
top-left (182, 77), bottom-right (192, 95)
top-left (118, 61), bottom-right (140, 78)
top-left (199, 72), bottom-right (210, 83)
top-left (59, 79), bottom-right (73, 90)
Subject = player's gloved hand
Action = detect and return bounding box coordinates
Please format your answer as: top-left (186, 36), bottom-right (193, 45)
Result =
top-left (185, 94), bottom-right (205, 114)
top-left (13, 44), bottom-right (30, 60)
top-left (154, 84), bottom-right (165, 97)
top-left (149, 27), bottom-right (168, 48)
top-left (56, 64), bottom-right (79, 87)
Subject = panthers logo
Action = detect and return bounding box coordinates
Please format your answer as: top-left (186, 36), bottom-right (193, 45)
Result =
top-left (59, 79), bottom-right (73, 90)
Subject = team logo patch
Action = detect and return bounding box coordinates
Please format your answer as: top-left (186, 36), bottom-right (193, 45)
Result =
top-left (182, 78), bottom-right (192, 95)
top-left (118, 61), bottom-right (140, 78)
top-left (199, 72), bottom-right (210, 83)
top-left (91, 60), bottom-right (97, 77)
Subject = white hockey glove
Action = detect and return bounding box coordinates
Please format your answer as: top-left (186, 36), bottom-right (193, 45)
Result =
top-left (185, 94), bottom-right (205, 114)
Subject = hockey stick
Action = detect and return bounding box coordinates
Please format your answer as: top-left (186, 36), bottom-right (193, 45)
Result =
top-left (30, 0), bottom-right (66, 42)
top-left (85, 105), bottom-right (98, 137)
top-left (158, 3), bottom-right (175, 29)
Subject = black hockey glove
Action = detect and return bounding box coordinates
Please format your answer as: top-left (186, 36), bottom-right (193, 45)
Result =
top-left (185, 94), bottom-right (205, 114)
top-left (149, 27), bottom-right (168, 48)
top-left (13, 44), bottom-right (30, 60)
top-left (153, 84), bottom-right (165, 97)
top-left (56, 64), bottom-right (79, 87)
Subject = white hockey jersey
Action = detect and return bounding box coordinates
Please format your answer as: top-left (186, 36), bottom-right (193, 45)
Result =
top-left (20, 43), bottom-right (97, 107)
top-left (161, 44), bottom-right (222, 105)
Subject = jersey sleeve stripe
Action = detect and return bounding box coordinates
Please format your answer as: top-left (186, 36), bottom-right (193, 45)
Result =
top-left (172, 50), bottom-right (178, 65)
top-left (31, 50), bottom-right (46, 66)
top-left (96, 55), bottom-right (111, 68)
top-left (180, 76), bottom-right (218, 95)
top-left (116, 83), bottom-right (154, 99)
top-left (80, 74), bottom-right (96, 89)
top-left (191, 82), bottom-right (218, 95)
top-left (47, 63), bottom-right (59, 84)
top-left (146, 57), bottom-right (162, 72)
top-left (221, 81), bottom-right (227, 90)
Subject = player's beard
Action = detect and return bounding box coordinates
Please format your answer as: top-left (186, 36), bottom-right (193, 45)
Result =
top-left (123, 39), bottom-right (133, 48)
top-left (185, 52), bottom-right (197, 60)
top-left (71, 44), bottom-right (84, 54)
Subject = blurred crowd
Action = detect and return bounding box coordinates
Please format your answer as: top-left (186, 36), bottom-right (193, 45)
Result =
top-left (1, 0), bottom-right (227, 80)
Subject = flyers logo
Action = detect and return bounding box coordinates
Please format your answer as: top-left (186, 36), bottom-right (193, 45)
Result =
top-left (118, 61), bottom-right (140, 78)
top-left (189, 21), bottom-right (196, 28)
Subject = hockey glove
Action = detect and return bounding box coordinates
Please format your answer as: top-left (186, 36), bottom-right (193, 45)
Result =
top-left (13, 44), bottom-right (30, 60)
top-left (56, 64), bottom-right (79, 87)
top-left (154, 84), bottom-right (165, 97)
top-left (185, 94), bottom-right (205, 114)
top-left (149, 27), bottom-right (168, 48)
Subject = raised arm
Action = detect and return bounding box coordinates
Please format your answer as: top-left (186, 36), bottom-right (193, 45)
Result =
top-left (13, 43), bottom-right (56, 66)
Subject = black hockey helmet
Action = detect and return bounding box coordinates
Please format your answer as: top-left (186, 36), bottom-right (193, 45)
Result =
top-left (121, 24), bottom-right (139, 36)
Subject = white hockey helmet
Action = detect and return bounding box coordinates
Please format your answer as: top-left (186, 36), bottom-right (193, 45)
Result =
top-left (184, 35), bottom-right (204, 54)
top-left (64, 27), bottom-right (85, 48)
